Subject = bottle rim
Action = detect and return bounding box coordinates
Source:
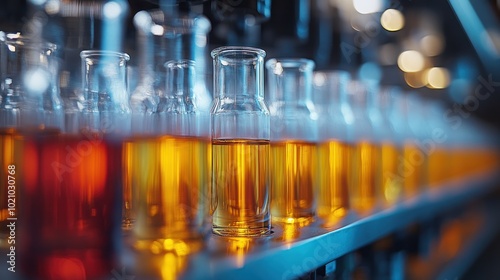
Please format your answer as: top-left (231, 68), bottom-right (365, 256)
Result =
top-left (80, 50), bottom-right (130, 61)
top-left (164, 59), bottom-right (195, 69)
top-left (211, 46), bottom-right (266, 62)
top-left (0, 31), bottom-right (57, 52)
top-left (265, 58), bottom-right (315, 73)
top-left (148, 9), bottom-right (211, 34)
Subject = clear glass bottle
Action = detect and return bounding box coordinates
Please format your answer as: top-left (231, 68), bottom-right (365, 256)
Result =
top-left (423, 99), bottom-right (450, 189)
top-left (32, 0), bottom-right (130, 115)
top-left (313, 70), bottom-right (352, 226)
top-left (0, 32), bottom-right (25, 249)
top-left (381, 86), bottom-right (419, 199)
top-left (211, 46), bottom-right (270, 237)
top-left (1, 32), bottom-right (62, 252)
top-left (131, 59), bottom-right (210, 251)
top-left (369, 84), bottom-right (403, 206)
top-left (405, 92), bottom-right (429, 192)
top-left (346, 80), bottom-right (381, 214)
top-left (19, 50), bottom-right (130, 279)
top-left (266, 58), bottom-right (318, 225)
top-left (145, 9), bottom-right (212, 113)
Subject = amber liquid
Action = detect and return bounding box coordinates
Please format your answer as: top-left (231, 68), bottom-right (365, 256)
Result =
top-left (212, 139), bottom-right (270, 236)
top-left (350, 141), bottom-right (380, 213)
top-left (19, 130), bottom-right (122, 279)
top-left (449, 147), bottom-right (499, 180)
top-left (270, 140), bottom-right (317, 224)
top-left (380, 142), bottom-right (403, 205)
top-left (317, 140), bottom-right (351, 223)
top-left (428, 148), bottom-right (449, 188)
top-left (0, 129), bottom-right (23, 248)
top-left (402, 143), bottom-right (426, 198)
top-left (126, 135), bottom-right (211, 247)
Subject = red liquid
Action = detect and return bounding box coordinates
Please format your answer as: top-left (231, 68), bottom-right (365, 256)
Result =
top-left (19, 129), bottom-right (123, 279)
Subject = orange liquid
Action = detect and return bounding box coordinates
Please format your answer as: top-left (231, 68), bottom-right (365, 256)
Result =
top-left (212, 139), bottom-right (270, 237)
top-left (428, 148), bottom-right (449, 188)
top-left (402, 143), bottom-right (425, 198)
top-left (270, 140), bottom-right (318, 224)
top-left (350, 141), bottom-right (380, 213)
top-left (317, 139), bottom-right (351, 222)
top-left (380, 142), bottom-right (403, 205)
top-left (19, 130), bottom-right (122, 279)
top-left (0, 128), bottom-right (23, 248)
top-left (126, 135), bottom-right (211, 247)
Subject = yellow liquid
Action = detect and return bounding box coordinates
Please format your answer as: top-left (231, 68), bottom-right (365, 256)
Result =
top-left (402, 143), bottom-right (425, 198)
top-left (380, 142), bottom-right (403, 205)
top-left (0, 129), bottom-right (22, 248)
top-left (317, 140), bottom-right (351, 222)
top-left (270, 140), bottom-right (317, 224)
top-left (212, 139), bottom-right (270, 237)
top-left (428, 148), bottom-right (449, 188)
top-left (350, 141), bottom-right (380, 213)
top-left (126, 135), bottom-right (211, 247)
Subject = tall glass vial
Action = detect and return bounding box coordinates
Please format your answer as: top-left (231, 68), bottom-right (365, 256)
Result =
top-left (211, 46), bottom-right (270, 237)
top-left (131, 60), bottom-right (211, 251)
top-left (380, 86), bottom-right (415, 199)
top-left (20, 50), bottom-right (130, 279)
top-left (1, 32), bottom-right (62, 253)
top-left (313, 71), bottom-right (352, 225)
top-left (266, 58), bottom-right (318, 225)
top-left (0, 32), bottom-right (33, 249)
top-left (405, 92), bottom-right (429, 191)
top-left (368, 84), bottom-right (403, 206)
top-left (347, 81), bottom-right (381, 214)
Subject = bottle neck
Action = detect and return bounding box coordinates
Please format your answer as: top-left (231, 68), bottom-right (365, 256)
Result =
top-left (212, 48), bottom-right (265, 101)
top-left (266, 59), bottom-right (315, 107)
top-left (164, 59), bottom-right (196, 113)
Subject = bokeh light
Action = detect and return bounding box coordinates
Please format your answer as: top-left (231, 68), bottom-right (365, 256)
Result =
top-left (380, 9), bottom-right (405, 32)
top-left (426, 67), bottom-right (451, 89)
top-left (353, 0), bottom-right (383, 14)
top-left (397, 50), bottom-right (425, 72)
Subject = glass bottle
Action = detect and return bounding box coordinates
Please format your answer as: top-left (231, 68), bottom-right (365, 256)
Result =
top-left (131, 60), bottom-right (210, 252)
top-left (369, 85), bottom-right (403, 206)
top-left (31, 0), bottom-right (130, 115)
top-left (145, 8), bottom-right (212, 113)
top-left (423, 99), bottom-right (450, 189)
top-left (346, 80), bottom-right (381, 214)
top-left (312, 70), bottom-right (352, 226)
top-left (266, 58), bottom-right (318, 225)
top-left (0, 32), bottom-right (25, 249)
top-left (19, 50), bottom-right (130, 279)
top-left (1, 32), bottom-right (62, 252)
top-left (211, 46), bottom-right (270, 237)
top-left (405, 92), bottom-right (429, 191)
top-left (381, 87), bottom-right (420, 199)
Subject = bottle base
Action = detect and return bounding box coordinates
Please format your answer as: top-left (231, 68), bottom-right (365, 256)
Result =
top-left (212, 226), bottom-right (271, 237)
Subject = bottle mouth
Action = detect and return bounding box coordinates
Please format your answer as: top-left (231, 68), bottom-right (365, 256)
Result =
top-left (265, 58), bottom-right (315, 74)
top-left (164, 59), bottom-right (195, 70)
top-left (148, 9), bottom-right (211, 35)
top-left (80, 50), bottom-right (130, 62)
top-left (0, 31), bottom-right (57, 53)
top-left (211, 46), bottom-right (266, 64)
